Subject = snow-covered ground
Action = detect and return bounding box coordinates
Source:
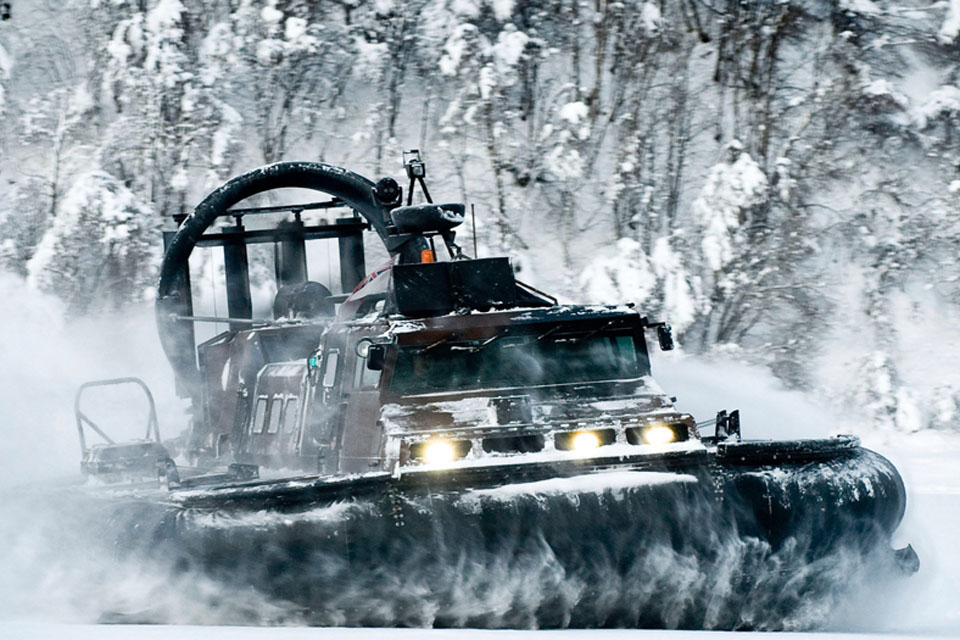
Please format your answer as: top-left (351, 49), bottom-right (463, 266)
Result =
top-left (0, 623), bottom-right (950, 640)
top-left (0, 285), bottom-right (958, 637)
top-left (3, 376), bottom-right (957, 638)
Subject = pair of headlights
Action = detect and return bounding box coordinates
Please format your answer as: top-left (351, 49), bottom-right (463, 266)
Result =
top-left (411, 424), bottom-right (680, 466)
top-left (555, 425), bottom-right (678, 450)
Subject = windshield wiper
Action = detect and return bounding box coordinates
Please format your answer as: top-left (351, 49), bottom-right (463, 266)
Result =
top-left (537, 320), bottom-right (614, 343)
top-left (476, 329), bottom-right (508, 350)
top-left (420, 329), bottom-right (506, 354)
top-left (576, 320), bottom-right (615, 342)
top-left (536, 326), bottom-right (561, 341)
top-left (447, 328), bottom-right (512, 353)
top-left (419, 336), bottom-right (450, 353)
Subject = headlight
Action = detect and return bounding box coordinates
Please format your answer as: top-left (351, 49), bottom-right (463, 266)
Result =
top-left (571, 431), bottom-right (600, 451)
top-left (423, 439), bottom-right (456, 465)
top-left (642, 425), bottom-right (676, 445)
top-left (625, 423), bottom-right (686, 446)
top-left (409, 438), bottom-right (471, 466)
top-left (555, 429), bottom-right (616, 451)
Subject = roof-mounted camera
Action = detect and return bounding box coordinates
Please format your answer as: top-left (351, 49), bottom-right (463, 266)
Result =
top-left (402, 149), bottom-right (432, 206)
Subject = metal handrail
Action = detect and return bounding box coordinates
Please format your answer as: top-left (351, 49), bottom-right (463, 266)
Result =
top-left (74, 377), bottom-right (160, 455)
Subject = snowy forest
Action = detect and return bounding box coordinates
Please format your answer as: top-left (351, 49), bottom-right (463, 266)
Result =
top-left (1, 0), bottom-right (959, 434)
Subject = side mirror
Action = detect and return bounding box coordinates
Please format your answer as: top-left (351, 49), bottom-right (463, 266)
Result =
top-left (657, 324), bottom-right (674, 351)
top-left (367, 345), bottom-right (385, 371)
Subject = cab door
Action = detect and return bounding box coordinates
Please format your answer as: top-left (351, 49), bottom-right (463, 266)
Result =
top-left (299, 348), bottom-right (344, 474)
top-left (337, 337), bottom-right (385, 473)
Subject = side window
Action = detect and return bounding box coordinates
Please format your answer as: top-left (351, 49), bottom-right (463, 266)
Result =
top-left (281, 398), bottom-right (298, 433)
top-left (322, 350), bottom-right (340, 388)
top-left (266, 398), bottom-right (283, 434)
top-left (252, 397), bottom-right (268, 434)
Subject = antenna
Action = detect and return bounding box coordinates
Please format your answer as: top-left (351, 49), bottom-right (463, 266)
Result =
top-left (471, 204), bottom-right (478, 258)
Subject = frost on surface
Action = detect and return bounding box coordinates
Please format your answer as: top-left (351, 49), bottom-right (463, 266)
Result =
top-left (26, 172), bottom-right (158, 313)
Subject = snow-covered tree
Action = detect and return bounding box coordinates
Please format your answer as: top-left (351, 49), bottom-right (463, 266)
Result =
top-left (26, 171), bottom-right (158, 313)
top-left (1, 0), bottom-right (959, 432)
top-left (580, 235), bottom-right (701, 335)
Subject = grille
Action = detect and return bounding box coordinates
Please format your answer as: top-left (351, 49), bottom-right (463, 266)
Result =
top-left (482, 434), bottom-right (545, 454)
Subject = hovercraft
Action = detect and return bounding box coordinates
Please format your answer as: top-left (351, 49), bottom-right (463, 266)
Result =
top-left (68, 154), bottom-right (916, 629)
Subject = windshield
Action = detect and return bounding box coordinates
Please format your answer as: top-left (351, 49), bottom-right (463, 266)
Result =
top-left (390, 333), bottom-right (646, 396)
